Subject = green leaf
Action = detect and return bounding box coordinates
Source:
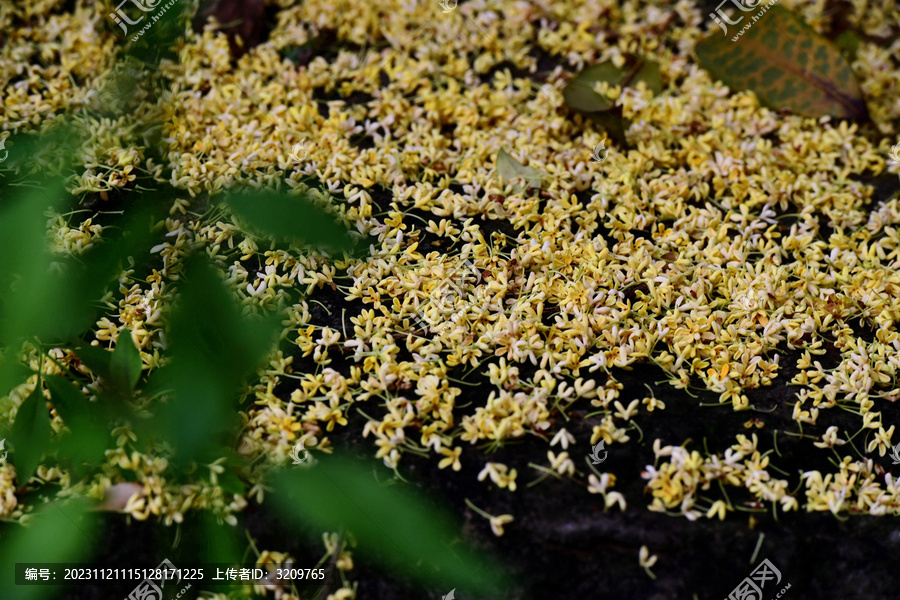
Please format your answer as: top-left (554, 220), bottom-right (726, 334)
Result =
top-left (10, 385), bottom-right (51, 483)
top-left (43, 375), bottom-right (93, 427)
top-left (194, 510), bottom-right (243, 564)
top-left (225, 187), bottom-right (360, 255)
top-left (0, 353), bottom-right (35, 412)
top-left (0, 498), bottom-right (97, 600)
top-left (148, 255), bottom-right (280, 464)
top-left (588, 111), bottom-right (629, 147)
top-left (72, 346), bottom-right (112, 382)
top-left (563, 55), bottom-right (662, 113)
top-left (271, 454), bottom-right (509, 593)
top-left (0, 182), bottom-right (163, 349)
top-left (43, 375), bottom-right (109, 475)
top-left (0, 178), bottom-right (68, 347)
top-left (497, 148), bottom-right (544, 194)
top-left (216, 468), bottom-right (245, 495)
top-left (695, 6), bottom-right (868, 120)
top-left (110, 328), bottom-right (142, 393)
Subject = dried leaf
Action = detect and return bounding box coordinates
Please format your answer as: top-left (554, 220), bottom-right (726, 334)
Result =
top-left (695, 6), bottom-right (867, 120)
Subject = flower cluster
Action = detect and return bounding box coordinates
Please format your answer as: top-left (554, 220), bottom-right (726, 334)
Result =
top-left (642, 436), bottom-right (797, 520)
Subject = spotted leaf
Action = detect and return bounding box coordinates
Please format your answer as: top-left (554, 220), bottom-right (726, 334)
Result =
top-left (695, 5), bottom-right (867, 120)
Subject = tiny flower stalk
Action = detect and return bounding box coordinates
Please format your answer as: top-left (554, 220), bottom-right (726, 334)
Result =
top-left (464, 499), bottom-right (514, 537)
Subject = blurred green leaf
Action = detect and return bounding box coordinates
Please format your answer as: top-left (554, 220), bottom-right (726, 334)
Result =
top-left (110, 328), bottom-right (142, 393)
top-left (695, 6), bottom-right (867, 120)
top-left (497, 149), bottom-right (543, 194)
top-left (0, 184), bottom-right (163, 351)
top-left (10, 385), bottom-right (51, 484)
top-left (0, 498), bottom-right (96, 600)
top-left (148, 255), bottom-right (280, 463)
top-left (0, 352), bottom-right (35, 408)
top-left (0, 178), bottom-right (68, 347)
top-left (196, 510), bottom-right (242, 564)
top-left (216, 469), bottom-right (245, 495)
top-left (72, 346), bottom-right (112, 382)
top-left (43, 375), bottom-right (93, 427)
top-left (225, 188), bottom-right (359, 254)
top-left (271, 454), bottom-right (509, 594)
top-left (44, 375), bottom-right (109, 476)
top-left (0, 124), bottom-right (80, 183)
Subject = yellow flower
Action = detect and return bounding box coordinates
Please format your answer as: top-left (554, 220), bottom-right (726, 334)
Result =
top-left (706, 500), bottom-right (727, 521)
top-left (613, 399), bottom-right (640, 421)
top-left (814, 426), bottom-right (846, 449)
top-left (587, 473), bottom-right (615, 494)
top-left (642, 396), bottom-right (665, 412)
top-left (605, 491), bottom-right (627, 511)
top-left (638, 545), bottom-right (658, 580)
top-left (489, 514), bottom-right (514, 536)
top-left (867, 425), bottom-right (895, 456)
top-left (547, 451), bottom-right (575, 476)
top-left (438, 447), bottom-right (462, 471)
top-left (550, 428), bottom-right (575, 449)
